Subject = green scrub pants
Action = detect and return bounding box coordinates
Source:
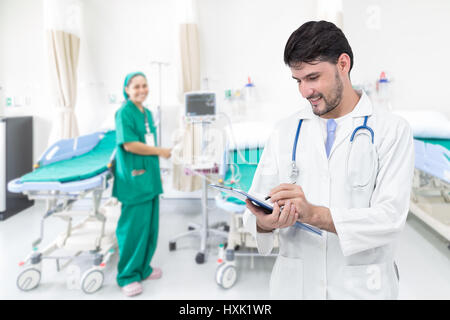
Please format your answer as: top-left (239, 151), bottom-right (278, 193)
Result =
top-left (116, 197), bottom-right (159, 287)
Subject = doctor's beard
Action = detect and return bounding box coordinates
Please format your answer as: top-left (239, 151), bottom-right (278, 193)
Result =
top-left (309, 70), bottom-right (344, 117)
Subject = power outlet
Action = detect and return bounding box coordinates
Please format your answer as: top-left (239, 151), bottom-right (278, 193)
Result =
top-left (108, 94), bottom-right (117, 104)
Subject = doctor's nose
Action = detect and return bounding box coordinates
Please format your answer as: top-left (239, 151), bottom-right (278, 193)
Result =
top-left (299, 84), bottom-right (315, 99)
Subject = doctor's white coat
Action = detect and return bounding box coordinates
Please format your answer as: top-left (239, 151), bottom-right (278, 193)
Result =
top-left (243, 92), bottom-right (414, 300)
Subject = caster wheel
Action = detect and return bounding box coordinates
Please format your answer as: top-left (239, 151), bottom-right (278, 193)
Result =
top-left (81, 269), bottom-right (104, 294)
top-left (234, 245), bottom-right (240, 251)
top-left (93, 254), bottom-right (103, 266)
top-left (216, 263), bottom-right (237, 289)
top-left (188, 226), bottom-right (195, 231)
top-left (223, 225), bottom-right (230, 232)
top-left (169, 242), bottom-right (176, 251)
top-left (226, 249), bottom-right (235, 261)
top-left (17, 267), bottom-right (41, 291)
top-left (195, 252), bottom-right (205, 264)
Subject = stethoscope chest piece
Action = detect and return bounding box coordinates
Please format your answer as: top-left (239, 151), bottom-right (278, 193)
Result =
top-left (290, 161), bottom-right (299, 183)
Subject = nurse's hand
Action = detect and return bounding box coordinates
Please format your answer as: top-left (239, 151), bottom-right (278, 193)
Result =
top-left (245, 199), bottom-right (298, 232)
top-left (159, 148), bottom-right (172, 159)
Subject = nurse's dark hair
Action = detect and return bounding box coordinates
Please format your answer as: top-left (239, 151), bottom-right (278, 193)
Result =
top-left (284, 20), bottom-right (354, 72)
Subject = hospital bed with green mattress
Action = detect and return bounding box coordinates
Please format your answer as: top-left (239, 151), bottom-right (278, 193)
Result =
top-left (214, 147), bottom-right (279, 289)
top-left (8, 130), bottom-right (120, 293)
top-left (411, 137), bottom-right (450, 245)
top-left (391, 109), bottom-right (449, 245)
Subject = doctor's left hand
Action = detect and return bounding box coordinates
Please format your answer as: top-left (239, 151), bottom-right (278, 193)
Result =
top-left (245, 199), bottom-right (298, 232)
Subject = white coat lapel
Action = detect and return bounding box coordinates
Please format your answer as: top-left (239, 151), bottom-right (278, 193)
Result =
top-left (295, 105), bottom-right (330, 169)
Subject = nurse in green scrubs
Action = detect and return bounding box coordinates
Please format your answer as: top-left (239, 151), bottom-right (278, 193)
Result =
top-left (113, 72), bottom-right (171, 297)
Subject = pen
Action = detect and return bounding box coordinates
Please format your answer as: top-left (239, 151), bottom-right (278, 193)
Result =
top-left (265, 181), bottom-right (296, 201)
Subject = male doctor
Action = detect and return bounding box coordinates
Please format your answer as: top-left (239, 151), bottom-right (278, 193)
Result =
top-left (243, 21), bottom-right (414, 299)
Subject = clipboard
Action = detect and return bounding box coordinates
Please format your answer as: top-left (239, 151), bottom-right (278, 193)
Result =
top-left (209, 184), bottom-right (322, 236)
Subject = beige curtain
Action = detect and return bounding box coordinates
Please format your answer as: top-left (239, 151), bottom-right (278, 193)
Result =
top-left (47, 29), bottom-right (80, 142)
top-left (179, 23), bottom-right (200, 93)
top-left (172, 122), bottom-right (203, 192)
top-left (172, 22), bottom-right (202, 191)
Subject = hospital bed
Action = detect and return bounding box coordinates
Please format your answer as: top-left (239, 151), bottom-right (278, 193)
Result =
top-left (393, 110), bottom-right (450, 246)
top-left (213, 122), bottom-right (278, 289)
top-left (7, 130), bottom-right (119, 293)
top-left (411, 138), bottom-right (450, 244)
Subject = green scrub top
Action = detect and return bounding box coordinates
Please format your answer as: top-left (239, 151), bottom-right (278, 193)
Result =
top-left (112, 100), bottom-right (163, 204)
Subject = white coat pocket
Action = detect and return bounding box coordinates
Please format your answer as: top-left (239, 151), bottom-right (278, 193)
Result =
top-left (269, 255), bottom-right (303, 300)
top-left (342, 262), bottom-right (398, 299)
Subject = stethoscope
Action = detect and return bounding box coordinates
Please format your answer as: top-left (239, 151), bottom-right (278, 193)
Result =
top-left (290, 115), bottom-right (374, 184)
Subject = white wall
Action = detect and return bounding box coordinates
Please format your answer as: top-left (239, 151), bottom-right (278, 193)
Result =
top-left (343, 0), bottom-right (450, 117)
top-left (0, 0), bottom-right (185, 162)
top-left (0, 0), bottom-right (51, 162)
top-left (77, 0), bottom-right (183, 139)
top-left (197, 0), bottom-right (316, 123)
top-left (1, 0), bottom-right (450, 165)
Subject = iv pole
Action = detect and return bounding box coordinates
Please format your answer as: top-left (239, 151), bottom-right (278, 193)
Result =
top-left (150, 61), bottom-right (169, 147)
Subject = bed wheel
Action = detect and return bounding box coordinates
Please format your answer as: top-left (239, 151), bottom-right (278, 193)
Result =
top-left (195, 252), bottom-right (205, 264)
top-left (226, 249), bottom-right (235, 261)
top-left (169, 241), bottom-right (176, 251)
top-left (17, 267), bottom-right (41, 292)
top-left (81, 268), bottom-right (104, 294)
top-left (216, 263), bottom-right (237, 289)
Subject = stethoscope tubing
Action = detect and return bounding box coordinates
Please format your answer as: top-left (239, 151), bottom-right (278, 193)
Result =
top-left (291, 115), bottom-right (374, 165)
top-left (292, 119), bottom-right (304, 162)
top-left (350, 116), bottom-right (374, 143)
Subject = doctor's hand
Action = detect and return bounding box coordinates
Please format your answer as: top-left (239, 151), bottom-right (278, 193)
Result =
top-left (269, 184), bottom-right (314, 223)
top-left (245, 199), bottom-right (298, 233)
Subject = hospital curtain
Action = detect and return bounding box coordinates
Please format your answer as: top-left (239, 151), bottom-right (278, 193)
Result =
top-left (47, 30), bottom-right (80, 141)
top-left (45, 0), bottom-right (81, 144)
top-left (172, 21), bottom-right (203, 192)
top-left (172, 121), bottom-right (203, 192)
top-left (179, 23), bottom-right (201, 93)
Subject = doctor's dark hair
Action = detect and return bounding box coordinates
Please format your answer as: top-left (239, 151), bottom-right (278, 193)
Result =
top-left (284, 21), bottom-right (354, 72)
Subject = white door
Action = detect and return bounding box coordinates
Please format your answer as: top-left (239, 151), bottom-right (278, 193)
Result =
top-left (0, 120), bottom-right (6, 212)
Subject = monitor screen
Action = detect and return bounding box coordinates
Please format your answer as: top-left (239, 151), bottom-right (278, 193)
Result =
top-left (185, 92), bottom-right (216, 117)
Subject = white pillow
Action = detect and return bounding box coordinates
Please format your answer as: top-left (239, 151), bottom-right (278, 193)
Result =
top-left (225, 121), bottom-right (273, 149)
top-left (392, 109), bottom-right (450, 139)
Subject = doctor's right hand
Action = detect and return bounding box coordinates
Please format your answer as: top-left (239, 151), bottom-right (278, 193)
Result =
top-left (245, 199), bottom-right (299, 233)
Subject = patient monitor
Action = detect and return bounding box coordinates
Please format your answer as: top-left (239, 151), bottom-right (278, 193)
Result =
top-left (181, 92), bottom-right (222, 170)
top-left (185, 92), bottom-right (216, 121)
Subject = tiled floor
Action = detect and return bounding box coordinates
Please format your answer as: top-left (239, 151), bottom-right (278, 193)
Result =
top-left (1, 197), bottom-right (449, 300)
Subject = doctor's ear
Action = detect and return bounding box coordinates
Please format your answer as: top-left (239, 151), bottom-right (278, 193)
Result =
top-left (337, 53), bottom-right (351, 74)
